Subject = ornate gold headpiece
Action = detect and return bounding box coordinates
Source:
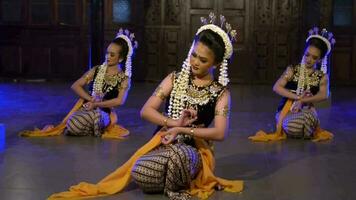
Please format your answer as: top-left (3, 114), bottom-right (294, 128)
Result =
top-left (305, 27), bottom-right (336, 74)
top-left (306, 27), bottom-right (335, 55)
top-left (115, 28), bottom-right (138, 78)
top-left (198, 12), bottom-right (237, 60)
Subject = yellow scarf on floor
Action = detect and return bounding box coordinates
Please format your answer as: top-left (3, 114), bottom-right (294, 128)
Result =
top-left (248, 99), bottom-right (333, 142)
top-left (48, 132), bottom-right (243, 199)
top-left (19, 99), bottom-right (129, 139)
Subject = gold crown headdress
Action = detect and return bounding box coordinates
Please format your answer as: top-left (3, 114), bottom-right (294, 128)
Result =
top-left (198, 12), bottom-right (237, 86)
top-left (306, 27), bottom-right (335, 74)
top-left (168, 13), bottom-right (237, 119)
top-left (114, 28), bottom-right (138, 78)
top-left (199, 13), bottom-right (237, 60)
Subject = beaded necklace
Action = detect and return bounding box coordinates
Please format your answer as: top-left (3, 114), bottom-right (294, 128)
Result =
top-left (168, 73), bottom-right (223, 119)
top-left (92, 64), bottom-right (125, 99)
top-left (296, 64), bottom-right (315, 95)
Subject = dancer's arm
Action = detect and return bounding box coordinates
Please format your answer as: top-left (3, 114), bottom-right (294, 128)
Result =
top-left (161, 89), bottom-right (231, 143)
top-left (71, 68), bottom-right (96, 102)
top-left (94, 78), bottom-right (131, 108)
top-left (273, 66), bottom-right (300, 100)
top-left (140, 73), bottom-right (196, 128)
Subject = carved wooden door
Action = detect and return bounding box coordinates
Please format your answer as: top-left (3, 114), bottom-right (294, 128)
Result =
top-left (163, 0), bottom-right (303, 83)
top-left (144, 0), bottom-right (186, 81)
top-left (329, 0), bottom-right (356, 84)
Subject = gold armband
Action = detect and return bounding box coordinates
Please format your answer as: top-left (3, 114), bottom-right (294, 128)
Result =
top-left (215, 105), bottom-right (229, 117)
top-left (153, 86), bottom-right (166, 100)
top-left (84, 74), bottom-right (92, 84)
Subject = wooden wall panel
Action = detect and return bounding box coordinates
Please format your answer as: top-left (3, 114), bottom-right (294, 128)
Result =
top-left (220, 9), bottom-right (248, 82)
top-left (164, 30), bottom-right (179, 67)
top-left (0, 46), bottom-right (22, 75)
top-left (142, 0), bottom-right (185, 81)
top-left (223, 0), bottom-right (245, 10)
top-left (191, 0), bottom-right (214, 9)
top-left (326, 0), bottom-right (356, 84)
top-left (0, 0), bottom-right (89, 80)
top-left (353, 37), bottom-right (356, 82)
top-left (165, 0), bottom-right (181, 25)
top-left (0, 0), bottom-right (354, 84)
top-left (333, 50), bottom-right (352, 82)
top-left (145, 0), bottom-right (161, 25)
top-left (52, 46), bottom-right (79, 79)
top-left (331, 36), bottom-right (353, 83)
top-left (252, 0), bottom-right (303, 83)
top-left (22, 46), bottom-right (51, 78)
top-left (144, 28), bottom-right (161, 81)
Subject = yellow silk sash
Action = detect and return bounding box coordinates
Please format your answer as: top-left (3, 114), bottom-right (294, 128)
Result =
top-left (19, 99), bottom-right (129, 139)
top-left (48, 132), bottom-right (243, 199)
top-left (248, 99), bottom-right (333, 142)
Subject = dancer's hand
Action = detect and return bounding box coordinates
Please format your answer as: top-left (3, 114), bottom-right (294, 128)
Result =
top-left (161, 127), bottom-right (180, 144)
top-left (83, 102), bottom-right (96, 111)
top-left (175, 109), bottom-right (198, 127)
top-left (89, 96), bottom-right (96, 102)
top-left (298, 90), bottom-right (313, 108)
top-left (302, 90), bottom-right (313, 98)
top-left (291, 100), bottom-right (302, 113)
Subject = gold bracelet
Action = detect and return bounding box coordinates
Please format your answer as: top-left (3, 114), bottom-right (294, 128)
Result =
top-left (163, 117), bottom-right (168, 128)
top-left (189, 127), bottom-right (195, 137)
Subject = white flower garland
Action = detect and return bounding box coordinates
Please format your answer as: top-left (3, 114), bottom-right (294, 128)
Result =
top-left (321, 56), bottom-right (328, 74)
top-left (115, 28), bottom-right (138, 78)
top-left (91, 64), bottom-right (107, 99)
top-left (219, 59), bottom-right (229, 86)
top-left (167, 45), bottom-right (193, 119)
top-left (116, 34), bottom-right (133, 78)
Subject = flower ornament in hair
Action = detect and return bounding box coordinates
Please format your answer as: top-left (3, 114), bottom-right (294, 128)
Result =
top-left (306, 27), bottom-right (336, 74)
top-left (115, 28), bottom-right (138, 78)
top-left (198, 12), bottom-right (237, 86)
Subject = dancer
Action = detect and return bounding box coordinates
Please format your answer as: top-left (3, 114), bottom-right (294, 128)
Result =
top-left (20, 28), bottom-right (138, 139)
top-left (48, 13), bottom-right (243, 200)
top-left (249, 27), bottom-right (335, 142)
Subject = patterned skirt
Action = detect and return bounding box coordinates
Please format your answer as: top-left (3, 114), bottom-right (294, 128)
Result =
top-left (131, 142), bottom-right (202, 200)
top-left (278, 108), bottom-right (319, 139)
top-left (65, 108), bottom-right (110, 137)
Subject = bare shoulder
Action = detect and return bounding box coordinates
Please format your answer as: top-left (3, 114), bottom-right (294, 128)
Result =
top-left (217, 88), bottom-right (231, 104)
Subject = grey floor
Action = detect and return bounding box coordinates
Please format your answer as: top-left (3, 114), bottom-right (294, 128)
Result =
top-left (0, 81), bottom-right (356, 200)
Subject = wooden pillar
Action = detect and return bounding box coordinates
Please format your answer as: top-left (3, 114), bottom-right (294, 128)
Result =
top-left (89, 0), bottom-right (104, 68)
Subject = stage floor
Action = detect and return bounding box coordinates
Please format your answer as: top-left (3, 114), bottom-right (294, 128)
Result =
top-left (1, 81), bottom-right (355, 200)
